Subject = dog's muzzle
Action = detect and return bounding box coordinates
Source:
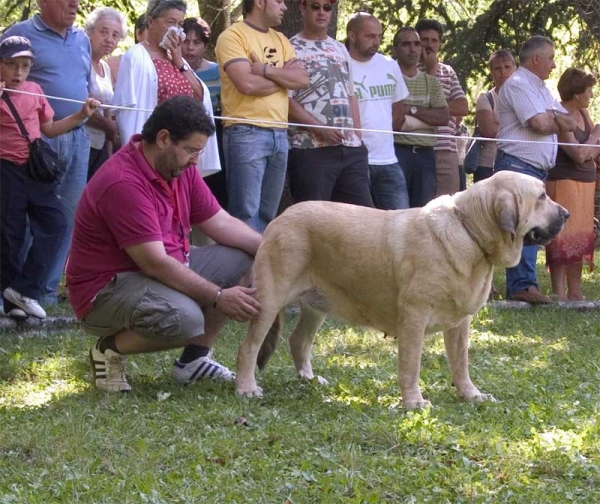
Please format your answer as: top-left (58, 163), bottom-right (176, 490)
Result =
top-left (523, 206), bottom-right (570, 246)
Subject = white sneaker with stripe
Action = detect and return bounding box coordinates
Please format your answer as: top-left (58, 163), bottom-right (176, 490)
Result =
top-left (172, 355), bottom-right (236, 384)
top-left (89, 340), bottom-right (131, 392)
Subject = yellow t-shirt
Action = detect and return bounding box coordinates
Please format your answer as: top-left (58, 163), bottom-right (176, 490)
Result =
top-left (216, 21), bottom-right (296, 128)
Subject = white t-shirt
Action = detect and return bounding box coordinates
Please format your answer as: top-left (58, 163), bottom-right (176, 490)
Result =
top-left (85, 59), bottom-right (114, 150)
top-left (350, 53), bottom-right (408, 165)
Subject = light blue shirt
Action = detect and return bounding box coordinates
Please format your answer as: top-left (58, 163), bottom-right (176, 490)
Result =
top-left (3, 15), bottom-right (91, 120)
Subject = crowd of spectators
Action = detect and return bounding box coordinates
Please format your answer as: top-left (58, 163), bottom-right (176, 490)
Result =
top-left (1, 0), bottom-right (599, 389)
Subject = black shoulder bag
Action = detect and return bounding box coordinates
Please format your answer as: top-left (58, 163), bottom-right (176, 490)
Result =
top-left (2, 93), bottom-right (64, 183)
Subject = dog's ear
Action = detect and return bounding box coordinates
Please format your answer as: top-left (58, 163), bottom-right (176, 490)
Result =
top-left (495, 192), bottom-right (518, 240)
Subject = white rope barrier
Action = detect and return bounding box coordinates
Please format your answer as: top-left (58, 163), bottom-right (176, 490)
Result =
top-left (3, 86), bottom-right (597, 150)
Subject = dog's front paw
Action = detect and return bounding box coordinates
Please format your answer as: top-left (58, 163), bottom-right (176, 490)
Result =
top-left (403, 398), bottom-right (432, 410)
top-left (297, 370), bottom-right (328, 385)
top-left (314, 375), bottom-right (328, 385)
top-left (235, 383), bottom-right (264, 398)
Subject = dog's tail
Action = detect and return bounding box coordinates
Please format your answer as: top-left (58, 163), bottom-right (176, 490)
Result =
top-left (257, 311), bottom-right (284, 371)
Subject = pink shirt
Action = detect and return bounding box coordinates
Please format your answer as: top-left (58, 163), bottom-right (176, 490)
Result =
top-left (66, 135), bottom-right (221, 318)
top-left (0, 81), bottom-right (54, 164)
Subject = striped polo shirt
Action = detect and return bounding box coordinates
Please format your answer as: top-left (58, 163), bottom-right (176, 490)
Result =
top-left (419, 62), bottom-right (466, 152)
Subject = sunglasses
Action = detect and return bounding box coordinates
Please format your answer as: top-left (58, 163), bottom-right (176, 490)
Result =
top-left (308, 3), bottom-right (333, 12)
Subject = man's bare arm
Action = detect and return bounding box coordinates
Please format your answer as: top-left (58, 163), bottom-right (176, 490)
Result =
top-left (126, 240), bottom-right (261, 321)
top-left (288, 98), bottom-right (344, 144)
top-left (404, 104), bottom-right (449, 127)
top-left (197, 209), bottom-right (262, 257)
top-left (392, 101), bottom-right (405, 132)
top-left (528, 110), bottom-right (576, 135)
top-left (256, 55), bottom-right (309, 90)
top-left (225, 59), bottom-right (281, 96)
top-left (447, 97), bottom-right (468, 118)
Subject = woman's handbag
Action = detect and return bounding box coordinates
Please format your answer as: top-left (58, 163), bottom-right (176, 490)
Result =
top-left (463, 91), bottom-right (495, 175)
top-left (2, 93), bottom-right (63, 183)
top-left (463, 137), bottom-right (485, 174)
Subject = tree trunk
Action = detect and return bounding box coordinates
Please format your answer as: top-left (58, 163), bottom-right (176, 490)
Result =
top-left (197, 0), bottom-right (233, 60)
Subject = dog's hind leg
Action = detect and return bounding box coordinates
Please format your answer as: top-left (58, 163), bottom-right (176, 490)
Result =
top-left (443, 317), bottom-right (496, 404)
top-left (236, 309), bottom-right (281, 397)
top-left (289, 293), bottom-right (328, 385)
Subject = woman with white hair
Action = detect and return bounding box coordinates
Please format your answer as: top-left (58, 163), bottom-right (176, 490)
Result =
top-left (84, 6), bottom-right (127, 179)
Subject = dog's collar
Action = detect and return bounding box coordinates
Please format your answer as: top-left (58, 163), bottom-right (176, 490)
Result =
top-left (456, 211), bottom-right (489, 259)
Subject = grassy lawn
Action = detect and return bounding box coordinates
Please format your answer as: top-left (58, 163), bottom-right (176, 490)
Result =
top-left (1, 254), bottom-right (600, 503)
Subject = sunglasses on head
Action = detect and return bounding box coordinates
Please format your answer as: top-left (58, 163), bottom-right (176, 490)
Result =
top-left (309, 2), bottom-right (333, 12)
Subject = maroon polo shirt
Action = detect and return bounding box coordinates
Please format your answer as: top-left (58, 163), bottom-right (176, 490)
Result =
top-left (66, 135), bottom-right (220, 319)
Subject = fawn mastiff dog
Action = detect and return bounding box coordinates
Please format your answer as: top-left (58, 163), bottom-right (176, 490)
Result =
top-left (236, 171), bottom-right (569, 409)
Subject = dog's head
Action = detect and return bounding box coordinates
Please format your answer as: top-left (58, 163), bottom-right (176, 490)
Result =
top-left (457, 171), bottom-right (569, 267)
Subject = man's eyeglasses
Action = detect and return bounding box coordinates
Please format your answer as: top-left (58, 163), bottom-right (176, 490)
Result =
top-left (309, 3), bottom-right (333, 12)
top-left (183, 146), bottom-right (205, 160)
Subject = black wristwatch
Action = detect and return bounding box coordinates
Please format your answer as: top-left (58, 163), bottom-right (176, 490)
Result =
top-left (179, 63), bottom-right (190, 73)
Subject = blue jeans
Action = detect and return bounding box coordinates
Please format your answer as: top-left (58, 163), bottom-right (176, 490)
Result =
top-left (223, 125), bottom-right (288, 232)
top-left (494, 150), bottom-right (548, 297)
top-left (395, 144), bottom-right (437, 208)
top-left (0, 159), bottom-right (66, 307)
top-left (368, 162), bottom-right (409, 210)
top-left (40, 127), bottom-right (90, 303)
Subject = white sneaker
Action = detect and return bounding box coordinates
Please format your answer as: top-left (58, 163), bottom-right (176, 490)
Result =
top-left (172, 355), bottom-right (236, 384)
top-left (89, 340), bottom-right (131, 392)
top-left (3, 287), bottom-right (46, 319)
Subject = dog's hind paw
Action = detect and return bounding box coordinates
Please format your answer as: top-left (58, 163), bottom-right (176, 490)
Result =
top-left (235, 385), bottom-right (264, 398)
top-left (466, 392), bottom-right (496, 404)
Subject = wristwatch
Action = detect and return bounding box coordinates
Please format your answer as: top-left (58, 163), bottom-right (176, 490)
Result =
top-left (179, 63), bottom-right (190, 73)
top-left (409, 106), bottom-right (418, 115)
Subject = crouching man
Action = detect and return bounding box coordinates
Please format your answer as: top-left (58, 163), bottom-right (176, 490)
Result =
top-left (66, 96), bottom-right (262, 392)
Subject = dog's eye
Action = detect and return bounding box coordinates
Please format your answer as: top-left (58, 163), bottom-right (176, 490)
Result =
top-left (539, 193), bottom-right (547, 201)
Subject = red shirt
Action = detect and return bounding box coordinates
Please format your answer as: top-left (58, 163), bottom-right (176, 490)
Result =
top-left (0, 81), bottom-right (54, 164)
top-left (66, 135), bottom-right (221, 318)
top-left (153, 58), bottom-right (194, 105)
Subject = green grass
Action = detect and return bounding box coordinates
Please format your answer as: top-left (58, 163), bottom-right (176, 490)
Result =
top-left (1, 253), bottom-right (600, 503)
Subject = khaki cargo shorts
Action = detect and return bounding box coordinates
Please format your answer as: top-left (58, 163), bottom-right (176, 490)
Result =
top-left (81, 245), bottom-right (253, 341)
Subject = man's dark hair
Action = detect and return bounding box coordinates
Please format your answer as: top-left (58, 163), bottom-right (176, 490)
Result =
top-left (182, 17), bottom-right (211, 44)
top-left (415, 18), bottom-right (444, 42)
top-left (242, 0), bottom-right (254, 16)
top-left (392, 26), bottom-right (417, 47)
top-left (142, 96), bottom-right (215, 143)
